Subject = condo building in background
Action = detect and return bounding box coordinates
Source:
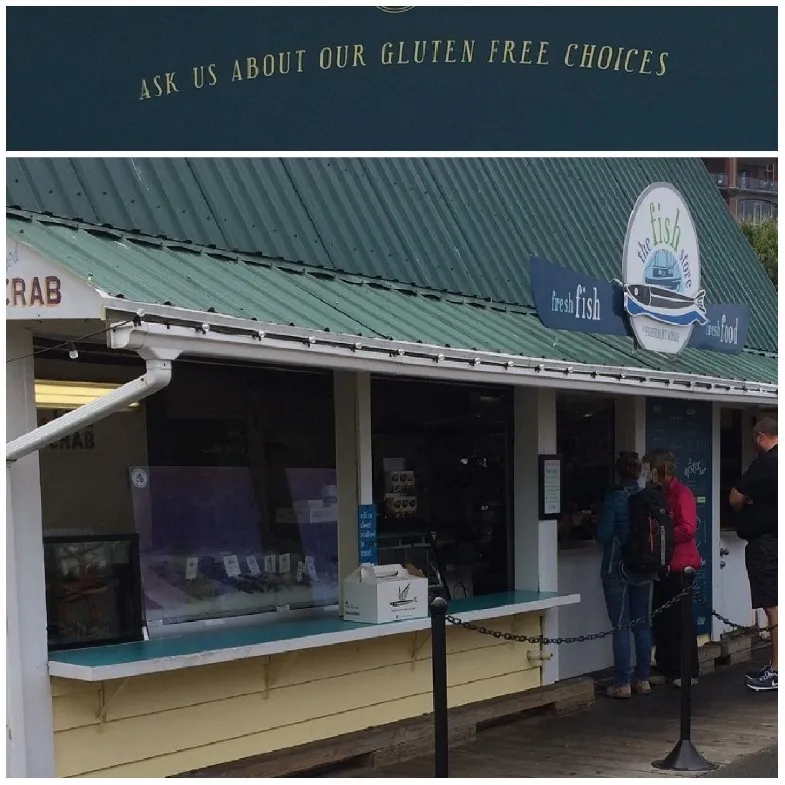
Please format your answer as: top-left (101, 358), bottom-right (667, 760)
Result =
top-left (703, 157), bottom-right (778, 224)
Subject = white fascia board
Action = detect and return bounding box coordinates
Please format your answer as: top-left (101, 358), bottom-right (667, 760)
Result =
top-left (103, 300), bottom-right (778, 406)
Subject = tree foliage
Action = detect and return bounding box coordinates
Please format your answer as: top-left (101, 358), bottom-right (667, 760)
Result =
top-left (739, 219), bottom-right (777, 288)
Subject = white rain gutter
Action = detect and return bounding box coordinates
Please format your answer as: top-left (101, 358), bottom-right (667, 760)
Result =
top-left (108, 319), bottom-right (778, 407)
top-left (5, 353), bottom-right (178, 464)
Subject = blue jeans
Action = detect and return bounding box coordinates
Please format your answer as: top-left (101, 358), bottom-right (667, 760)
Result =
top-left (602, 567), bottom-right (653, 686)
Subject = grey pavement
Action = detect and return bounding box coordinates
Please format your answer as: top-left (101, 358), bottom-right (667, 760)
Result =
top-left (701, 744), bottom-right (777, 778)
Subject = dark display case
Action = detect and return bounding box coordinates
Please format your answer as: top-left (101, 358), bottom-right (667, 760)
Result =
top-left (43, 533), bottom-right (143, 651)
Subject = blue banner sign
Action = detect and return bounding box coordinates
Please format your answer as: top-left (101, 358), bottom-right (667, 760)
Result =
top-left (5, 6), bottom-right (776, 151)
top-left (358, 504), bottom-right (378, 565)
top-left (689, 304), bottom-right (752, 354)
top-left (529, 256), bottom-right (750, 354)
top-left (530, 256), bottom-right (629, 337)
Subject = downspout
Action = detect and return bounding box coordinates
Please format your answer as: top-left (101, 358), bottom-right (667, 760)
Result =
top-left (5, 351), bottom-right (178, 464)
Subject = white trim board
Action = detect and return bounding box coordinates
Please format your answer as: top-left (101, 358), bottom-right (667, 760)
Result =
top-left (107, 319), bottom-right (777, 406)
top-left (48, 592), bottom-right (581, 682)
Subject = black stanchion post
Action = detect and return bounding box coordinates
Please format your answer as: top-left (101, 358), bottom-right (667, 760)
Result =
top-left (430, 597), bottom-right (449, 778)
top-left (652, 567), bottom-right (717, 773)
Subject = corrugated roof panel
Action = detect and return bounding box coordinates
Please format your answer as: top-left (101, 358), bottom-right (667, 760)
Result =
top-left (421, 159), bottom-right (533, 305)
top-left (7, 158), bottom-right (99, 224)
top-left (7, 218), bottom-right (366, 334)
top-left (281, 158), bottom-right (491, 296)
top-left (10, 215), bottom-right (774, 386)
top-left (67, 158), bottom-right (227, 248)
top-left (5, 157), bottom-right (777, 354)
top-left (293, 272), bottom-right (658, 369)
top-left (185, 158), bottom-right (336, 267)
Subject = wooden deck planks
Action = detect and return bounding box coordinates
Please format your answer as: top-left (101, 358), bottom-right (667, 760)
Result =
top-left (349, 648), bottom-right (777, 779)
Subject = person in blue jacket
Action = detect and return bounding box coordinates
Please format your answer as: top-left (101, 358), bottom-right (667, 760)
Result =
top-left (597, 451), bottom-right (653, 699)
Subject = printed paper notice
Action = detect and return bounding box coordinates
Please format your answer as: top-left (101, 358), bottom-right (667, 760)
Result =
top-left (264, 554), bottom-right (276, 574)
top-left (246, 555), bottom-right (261, 576)
top-left (296, 561), bottom-right (305, 582)
top-left (305, 555), bottom-right (319, 581)
top-left (223, 554), bottom-right (242, 578)
top-left (185, 556), bottom-right (199, 581)
top-left (278, 553), bottom-right (291, 574)
top-left (542, 458), bottom-right (561, 517)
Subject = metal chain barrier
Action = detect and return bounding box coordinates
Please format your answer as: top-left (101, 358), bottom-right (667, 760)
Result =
top-left (696, 595), bottom-right (778, 633)
top-left (446, 583), bottom-right (777, 645)
top-left (446, 584), bottom-right (691, 645)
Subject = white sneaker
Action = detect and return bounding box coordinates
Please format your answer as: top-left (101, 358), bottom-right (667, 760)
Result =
top-left (672, 677), bottom-right (698, 688)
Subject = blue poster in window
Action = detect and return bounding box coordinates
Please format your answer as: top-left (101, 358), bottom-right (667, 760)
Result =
top-left (646, 399), bottom-right (713, 636)
top-left (359, 504), bottom-right (378, 565)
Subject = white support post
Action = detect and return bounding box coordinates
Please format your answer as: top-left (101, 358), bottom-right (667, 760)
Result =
top-left (5, 326), bottom-right (56, 777)
top-left (334, 372), bottom-right (373, 607)
top-left (514, 387), bottom-right (558, 684)
top-left (355, 372), bottom-right (373, 507)
top-left (615, 395), bottom-right (646, 461)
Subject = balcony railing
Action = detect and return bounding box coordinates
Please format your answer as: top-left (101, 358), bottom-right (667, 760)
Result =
top-left (737, 175), bottom-right (778, 193)
top-left (736, 200), bottom-right (778, 225)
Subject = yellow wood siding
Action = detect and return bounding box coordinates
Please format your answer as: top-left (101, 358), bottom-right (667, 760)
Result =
top-left (52, 612), bottom-right (542, 777)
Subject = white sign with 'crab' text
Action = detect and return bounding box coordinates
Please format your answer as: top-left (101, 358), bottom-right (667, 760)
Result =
top-left (6, 237), bottom-right (105, 320)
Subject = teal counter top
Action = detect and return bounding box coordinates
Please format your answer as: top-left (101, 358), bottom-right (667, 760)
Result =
top-left (48, 589), bottom-right (580, 681)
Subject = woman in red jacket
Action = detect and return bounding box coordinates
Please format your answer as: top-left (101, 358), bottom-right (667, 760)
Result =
top-left (646, 449), bottom-right (703, 687)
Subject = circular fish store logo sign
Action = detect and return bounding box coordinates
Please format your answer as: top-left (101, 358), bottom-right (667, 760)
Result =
top-left (622, 182), bottom-right (707, 355)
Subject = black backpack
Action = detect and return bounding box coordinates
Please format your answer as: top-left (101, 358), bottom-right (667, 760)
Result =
top-left (620, 485), bottom-right (675, 574)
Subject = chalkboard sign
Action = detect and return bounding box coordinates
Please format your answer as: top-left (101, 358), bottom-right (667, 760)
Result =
top-left (646, 399), bottom-right (713, 635)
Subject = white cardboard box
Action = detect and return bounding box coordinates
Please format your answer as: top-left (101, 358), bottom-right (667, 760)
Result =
top-left (342, 564), bottom-right (428, 624)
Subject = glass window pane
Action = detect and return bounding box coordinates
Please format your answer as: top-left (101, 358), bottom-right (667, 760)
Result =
top-left (129, 465), bottom-right (339, 629)
top-left (132, 365), bottom-right (339, 633)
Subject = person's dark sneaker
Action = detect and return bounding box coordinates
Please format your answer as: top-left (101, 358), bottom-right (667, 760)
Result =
top-left (746, 663), bottom-right (771, 681)
top-left (746, 665), bottom-right (778, 692)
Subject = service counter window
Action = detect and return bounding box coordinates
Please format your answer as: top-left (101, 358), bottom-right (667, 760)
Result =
top-left (136, 364), bottom-right (339, 635)
top-left (370, 378), bottom-right (513, 600)
top-left (556, 394), bottom-right (615, 549)
top-left (37, 355), bottom-right (340, 645)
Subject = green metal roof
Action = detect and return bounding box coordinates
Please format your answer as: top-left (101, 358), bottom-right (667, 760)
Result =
top-left (7, 215), bottom-right (776, 387)
top-left (6, 157), bottom-right (777, 354)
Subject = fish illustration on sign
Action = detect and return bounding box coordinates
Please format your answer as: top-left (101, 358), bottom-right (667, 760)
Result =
top-left (623, 283), bottom-right (708, 327)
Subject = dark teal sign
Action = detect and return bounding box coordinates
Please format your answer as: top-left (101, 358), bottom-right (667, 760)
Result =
top-left (6, 6), bottom-right (777, 151)
top-left (646, 398), bottom-right (713, 637)
top-left (359, 504), bottom-right (378, 565)
top-left (530, 256), bottom-right (751, 354)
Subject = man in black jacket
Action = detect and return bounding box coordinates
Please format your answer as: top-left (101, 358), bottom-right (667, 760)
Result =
top-left (730, 416), bottom-right (778, 692)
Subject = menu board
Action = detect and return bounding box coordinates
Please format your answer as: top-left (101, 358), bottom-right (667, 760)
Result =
top-left (538, 455), bottom-right (562, 520)
top-left (646, 399), bottom-right (713, 635)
